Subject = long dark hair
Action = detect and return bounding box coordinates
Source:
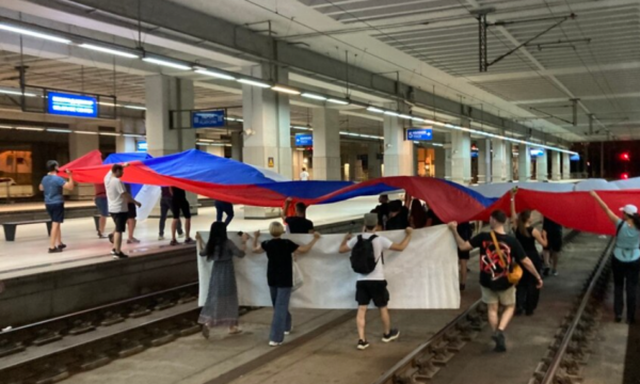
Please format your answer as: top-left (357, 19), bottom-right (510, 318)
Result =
top-left (201, 222), bottom-right (228, 259)
top-left (625, 213), bottom-right (640, 230)
top-left (410, 199), bottom-right (427, 228)
top-left (517, 210), bottom-right (532, 237)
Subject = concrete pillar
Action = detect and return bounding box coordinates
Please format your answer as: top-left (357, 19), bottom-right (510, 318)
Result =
top-left (69, 123), bottom-right (99, 199)
top-left (444, 146), bottom-right (452, 180)
top-left (477, 139), bottom-right (491, 184)
top-left (562, 152), bottom-right (571, 179)
top-left (116, 136), bottom-right (136, 153)
top-left (312, 107), bottom-right (341, 180)
top-left (551, 151), bottom-right (561, 181)
top-left (383, 109), bottom-right (414, 176)
top-left (204, 145), bottom-right (225, 157)
top-left (367, 143), bottom-right (381, 180)
top-left (492, 139), bottom-right (506, 182)
top-left (231, 131), bottom-right (243, 161)
top-left (505, 142), bottom-right (513, 181)
top-left (536, 149), bottom-right (548, 181)
top-left (434, 146), bottom-right (445, 179)
top-left (451, 131), bottom-right (471, 184)
top-left (518, 144), bottom-right (531, 182)
top-left (145, 75), bottom-right (196, 157)
top-left (242, 64), bottom-right (292, 179)
top-left (348, 150), bottom-right (357, 181)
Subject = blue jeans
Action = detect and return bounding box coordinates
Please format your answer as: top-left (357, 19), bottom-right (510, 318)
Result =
top-left (269, 286), bottom-right (292, 343)
top-left (215, 201), bottom-right (234, 226)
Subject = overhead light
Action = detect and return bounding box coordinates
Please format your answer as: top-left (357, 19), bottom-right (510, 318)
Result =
top-left (16, 126), bottom-right (44, 131)
top-left (142, 57), bottom-right (192, 70)
top-left (296, 148), bottom-right (305, 151)
top-left (123, 105), bottom-right (146, 110)
top-left (411, 117), bottom-right (425, 122)
top-left (0, 89), bottom-right (37, 97)
top-left (98, 101), bottom-right (118, 107)
top-left (271, 85), bottom-right (300, 95)
top-left (237, 78), bottom-right (271, 88)
top-left (194, 69), bottom-right (236, 80)
top-left (0, 125), bottom-right (13, 129)
top-left (383, 111), bottom-right (400, 117)
top-left (75, 130), bottom-right (98, 135)
top-left (197, 138), bottom-right (215, 143)
top-left (327, 98), bottom-right (349, 105)
top-left (196, 141), bottom-right (211, 146)
top-left (123, 133), bottom-right (144, 138)
top-left (225, 117), bottom-right (236, 121)
top-left (236, 118), bottom-right (244, 122)
top-left (79, 43), bottom-right (139, 58)
top-left (301, 93), bottom-right (327, 101)
top-left (431, 143), bottom-right (444, 147)
top-left (367, 106), bottom-right (384, 113)
top-left (47, 128), bottom-right (72, 133)
top-left (0, 24), bottom-right (71, 44)
top-left (399, 114), bottom-right (413, 119)
top-left (99, 132), bottom-right (121, 136)
top-left (291, 125), bottom-right (313, 131)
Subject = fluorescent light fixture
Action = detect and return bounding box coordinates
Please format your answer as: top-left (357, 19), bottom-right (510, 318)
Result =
top-left (301, 93), bottom-right (327, 101)
top-left (271, 85), bottom-right (300, 95)
top-left (195, 69), bottom-right (236, 80)
top-left (236, 118), bottom-right (244, 122)
top-left (123, 133), bottom-right (144, 138)
top-left (237, 78), bottom-right (271, 88)
top-left (431, 143), bottom-right (444, 147)
top-left (98, 101), bottom-right (117, 107)
top-left (327, 98), bottom-right (349, 105)
top-left (367, 106), bottom-right (384, 113)
top-left (196, 141), bottom-right (211, 146)
top-left (291, 125), bottom-right (312, 131)
top-left (47, 128), bottom-right (72, 133)
top-left (197, 138), bottom-right (215, 142)
top-left (0, 125), bottom-right (13, 129)
top-left (0, 24), bottom-right (71, 44)
top-left (123, 105), bottom-right (146, 110)
top-left (383, 111), bottom-right (400, 117)
top-left (225, 117), bottom-right (236, 121)
top-left (296, 148), bottom-right (305, 151)
top-left (16, 126), bottom-right (44, 131)
top-left (411, 117), bottom-right (425, 122)
top-left (75, 130), bottom-right (98, 135)
top-left (399, 114), bottom-right (413, 119)
top-left (0, 89), bottom-right (37, 97)
top-left (79, 43), bottom-right (139, 58)
top-left (98, 132), bottom-right (120, 136)
top-left (142, 57), bottom-right (191, 70)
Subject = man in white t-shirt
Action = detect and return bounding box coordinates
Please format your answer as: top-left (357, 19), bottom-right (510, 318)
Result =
top-left (299, 167), bottom-right (309, 181)
top-left (339, 213), bottom-right (413, 350)
top-left (105, 163), bottom-right (141, 259)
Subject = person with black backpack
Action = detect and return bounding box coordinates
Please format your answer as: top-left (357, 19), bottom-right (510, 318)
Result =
top-left (339, 213), bottom-right (413, 351)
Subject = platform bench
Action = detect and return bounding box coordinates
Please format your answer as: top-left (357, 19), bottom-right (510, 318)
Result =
top-left (2, 220), bottom-right (52, 241)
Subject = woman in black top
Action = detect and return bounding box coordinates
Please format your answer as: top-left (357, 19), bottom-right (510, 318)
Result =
top-left (511, 189), bottom-right (547, 315)
top-left (253, 222), bottom-right (320, 346)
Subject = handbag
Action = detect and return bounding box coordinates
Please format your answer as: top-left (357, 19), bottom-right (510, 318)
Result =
top-left (292, 260), bottom-right (304, 292)
top-left (491, 231), bottom-right (522, 285)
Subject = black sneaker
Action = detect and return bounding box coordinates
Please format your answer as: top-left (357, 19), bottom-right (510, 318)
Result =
top-left (492, 330), bottom-right (506, 352)
top-left (108, 233), bottom-right (114, 244)
top-left (184, 238), bottom-right (195, 244)
top-left (48, 247), bottom-right (62, 253)
top-left (615, 316), bottom-right (623, 323)
top-left (57, 243), bottom-right (67, 250)
top-left (543, 267), bottom-right (550, 277)
top-left (357, 339), bottom-right (370, 350)
top-left (113, 251), bottom-right (129, 259)
top-left (459, 283), bottom-right (466, 291)
top-left (110, 249), bottom-right (116, 256)
top-left (170, 240), bottom-right (179, 246)
top-left (382, 329), bottom-right (400, 343)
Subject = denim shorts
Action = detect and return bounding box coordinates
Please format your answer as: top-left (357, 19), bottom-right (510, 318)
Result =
top-left (94, 197), bottom-right (108, 217)
top-left (46, 203), bottom-right (65, 223)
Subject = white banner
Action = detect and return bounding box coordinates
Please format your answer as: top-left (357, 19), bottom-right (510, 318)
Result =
top-left (197, 226), bottom-right (460, 310)
top-left (133, 185), bottom-right (161, 221)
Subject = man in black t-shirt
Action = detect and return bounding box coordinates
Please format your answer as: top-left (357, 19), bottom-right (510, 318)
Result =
top-left (385, 200), bottom-right (410, 230)
top-left (448, 210), bottom-right (543, 353)
top-left (282, 198), bottom-right (314, 234)
top-left (170, 186), bottom-right (193, 245)
top-left (373, 194), bottom-right (390, 229)
top-left (542, 217), bottom-right (563, 276)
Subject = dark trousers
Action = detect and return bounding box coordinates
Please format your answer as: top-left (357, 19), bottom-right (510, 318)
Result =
top-left (159, 197), bottom-right (182, 236)
top-left (516, 267), bottom-right (540, 315)
top-left (215, 201), bottom-right (234, 226)
top-left (612, 258), bottom-right (640, 321)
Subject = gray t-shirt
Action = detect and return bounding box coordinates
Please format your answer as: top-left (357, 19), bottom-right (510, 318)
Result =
top-left (41, 174), bottom-right (65, 205)
top-left (104, 172), bottom-right (128, 213)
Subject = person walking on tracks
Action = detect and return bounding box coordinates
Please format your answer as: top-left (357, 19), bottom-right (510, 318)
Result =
top-left (197, 221), bottom-right (249, 337)
top-left (40, 160), bottom-right (75, 253)
top-left (448, 210), bottom-right (543, 352)
top-left (591, 191), bottom-right (640, 324)
top-left (252, 222), bottom-right (320, 346)
top-left (339, 213), bottom-right (413, 351)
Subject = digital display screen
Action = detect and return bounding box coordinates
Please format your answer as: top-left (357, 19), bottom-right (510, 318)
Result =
top-left (47, 91), bottom-right (98, 118)
top-left (192, 110), bottom-right (225, 128)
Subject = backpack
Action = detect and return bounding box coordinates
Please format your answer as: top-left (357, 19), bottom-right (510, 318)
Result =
top-left (350, 235), bottom-right (382, 274)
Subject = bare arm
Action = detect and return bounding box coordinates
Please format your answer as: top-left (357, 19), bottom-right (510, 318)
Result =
top-left (281, 197), bottom-right (292, 221)
top-left (296, 232), bottom-right (321, 255)
top-left (447, 222), bottom-right (473, 251)
top-left (590, 191), bottom-right (619, 225)
top-left (63, 170), bottom-right (75, 191)
top-left (39, 183), bottom-right (43, 192)
top-left (532, 228), bottom-right (547, 248)
top-left (389, 227), bottom-right (414, 251)
top-left (252, 231), bottom-right (264, 253)
top-left (339, 233), bottom-right (353, 254)
top-left (521, 257), bottom-right (543, 288)
top-left (510, 188), bottom-right (518, 229)
top-left (122, 192), bottom-right (141, 207)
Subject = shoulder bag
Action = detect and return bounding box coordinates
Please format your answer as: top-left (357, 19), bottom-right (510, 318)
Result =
top-left (491, 231), bottom-right (523, 285)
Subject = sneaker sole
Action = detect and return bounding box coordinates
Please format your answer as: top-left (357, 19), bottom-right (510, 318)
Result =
top-left (357, 344), bottom-right (369, 350)
top-left (382, 332), bottom-right (400, 343)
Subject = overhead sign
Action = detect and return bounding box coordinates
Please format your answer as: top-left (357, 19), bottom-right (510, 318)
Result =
top-left (47, 91), bottom-right (97, 118)
top-left (192, 110), bottom-right (225, 128)
top-left (136, 140), bottom-right (147, 152)
top-left (295, 133), bottom-right (313, 146)
top-left (406, 128), bottom-right (433, 141)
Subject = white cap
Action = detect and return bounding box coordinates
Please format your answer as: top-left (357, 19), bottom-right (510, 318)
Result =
top-left (620, 204), bottom-right (638, 216)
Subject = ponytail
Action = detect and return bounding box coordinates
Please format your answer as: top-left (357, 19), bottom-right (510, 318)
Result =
top-left (517, 210), bottom-right (532, 237)
top-left (630, 213), bottom-right (640, 230)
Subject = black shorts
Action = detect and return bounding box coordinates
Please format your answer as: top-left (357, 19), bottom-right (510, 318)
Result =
top-left (458, 250), bottom-right (470, 260)
top-left (46, 203), bottom-right (65, 223)
top-left (356, 280), bottom-right (389, 307)
top-left (127, 203), bottom-right (137, 219)
top-left (171, 199), bottom-right (191, 219)
top-left (544, 233), bottom-right (562, 253)
top-left (111, 212), bottom-right (128, 233)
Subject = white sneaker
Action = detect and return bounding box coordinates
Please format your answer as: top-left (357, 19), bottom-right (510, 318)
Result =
top-left (178, 233), bottom-right (185, 239)
top-left (284, 327), bottom-right (293, 336)
top-left (268, 341), bottom-right (282, 347)
top-left (158, 235), bottom-right (165, 241)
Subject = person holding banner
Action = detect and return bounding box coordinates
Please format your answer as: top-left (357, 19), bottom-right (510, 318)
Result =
top-left (197, 222), bottom-right (249, 337)
top-left (253, 222), bottom-right (321, 347)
